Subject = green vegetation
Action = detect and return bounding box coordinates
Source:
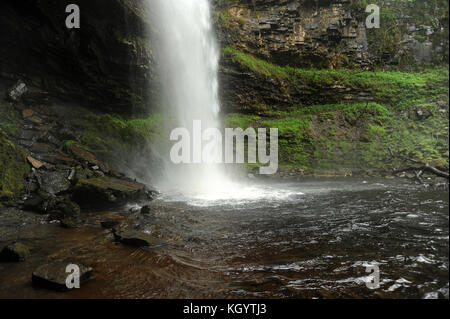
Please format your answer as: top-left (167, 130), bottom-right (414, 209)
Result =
top-left (225, 99), bottom-right (449, 173)
top-left (0, 100), bottom-right (18, 136)
top-left (214, 9), bottom-right (233, 27)
top-left (351, 0), bottom-right (449, 67)
top-left (0, 101), bottom-right (29, 201)
top-left (223, 48), bottom-right (448, 174)
top-left (0, 128), bottom-right (29, 201)
top-left (224, 47), bottom-right (448, 106)
top-left (67, 111), bottom-right (165, 164)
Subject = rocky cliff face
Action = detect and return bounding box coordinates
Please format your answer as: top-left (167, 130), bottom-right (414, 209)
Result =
top-left (213, 0), bottom-right (448, 68)
top-left (1, 0), bottom-right (447, 114)
top-left (0, 0), bottom-right (156, 113)
top-left (213, 0), bottom-right (449, 112)
top-left (214, 0), bottom-right (370, 69)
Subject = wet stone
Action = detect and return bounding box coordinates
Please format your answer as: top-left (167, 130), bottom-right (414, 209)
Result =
top-left (113, 230), bottom-right (166, 248)
top-left (0, 243), bottom-right (31, 262)
top-left (38, 153), bottom-right (77, 166)
top-left (73, 176), bottom-right (149, 206)
top-left (32, 261), bottom-right (92, 291)
top-left (140, 205), bottom-right (151, 215)
top-left (75, 167), bottom-right (94, 180)
top-left (60, 216), bottom-right (82, 229)
top-left (31, 143), bottom-right (54, 154)
top-left (66, 145), bottom-right (102, 168)
top-left (47, 196), bottom-right (81, 221)
top-left (23, 195), bottom-right (44, 212)
top-left (100, 219), bottom-right (121, 229)
top-left (35, 170), bottom-right (71, 195)
top-left (18, 129), bottom-right (37, 140)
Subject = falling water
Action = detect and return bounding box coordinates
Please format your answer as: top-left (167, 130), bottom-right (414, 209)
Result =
top-left (151, 0), bottom-right (302, 204)
top-left (152, 0), bottom-right (231, 195)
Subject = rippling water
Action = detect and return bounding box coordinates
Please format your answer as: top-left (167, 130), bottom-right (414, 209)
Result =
top-left (0, 178), bottom-right (448, 299)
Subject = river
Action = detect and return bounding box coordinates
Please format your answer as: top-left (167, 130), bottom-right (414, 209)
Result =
top-left (0, 177), bottom-right (448, 299)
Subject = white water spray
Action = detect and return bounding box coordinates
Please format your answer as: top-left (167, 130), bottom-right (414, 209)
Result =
top-left (152, 0), bottom-right (236, 196)
top-left (151, 0), bottom-right (301, 204)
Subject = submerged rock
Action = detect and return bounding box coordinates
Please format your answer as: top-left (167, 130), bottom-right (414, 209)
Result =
top-left (60, 216), bottom-right (82, 229)
top-left (113, 230), bottom-right (166, 248)
top-left (140, 205), bottom-right (151, 215)
top-left (0, 243), bottom-right (31, 262)
top-left (100, 219), bottom-right (121, 229)
top-left (32, 261), bottom-right (92, 291)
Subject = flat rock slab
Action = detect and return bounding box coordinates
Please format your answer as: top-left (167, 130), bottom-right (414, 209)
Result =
top-left (38, 153), bottom-right (77, 166)
top-left (32, 261), bottom-right (92, 291)
top-left (31, 142), bottom-right (54, 154)
top-left (79, 177), bottom-right (145, 193)
top-left (27, 156), bottom-right (44, 169)
top-left (73, 177), bottom-right (147, 205)
top-left (0, 243), bottom-right (30, 262)
top-left (22, 109), bottom-right (34, 118)
top-left (66, 145), bottom-right (109, 172)
top-left (113, 230), bottom-right (167, 248)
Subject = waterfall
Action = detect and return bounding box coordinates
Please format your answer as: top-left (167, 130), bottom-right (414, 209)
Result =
top-left (149, 0), bottom-right (296, 205)
top-left (152, 0), bottom-right (231, 195)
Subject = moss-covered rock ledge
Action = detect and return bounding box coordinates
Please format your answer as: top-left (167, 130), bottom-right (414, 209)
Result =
top-left (221, 48), bottom-right (449, 176)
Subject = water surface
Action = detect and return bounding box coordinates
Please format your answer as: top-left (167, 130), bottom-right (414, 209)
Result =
top-left (0, 178), bottom-right (448, 299)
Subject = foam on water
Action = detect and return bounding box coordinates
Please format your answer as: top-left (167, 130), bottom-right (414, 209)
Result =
top-left (159, 181), bottom-right (304, 207)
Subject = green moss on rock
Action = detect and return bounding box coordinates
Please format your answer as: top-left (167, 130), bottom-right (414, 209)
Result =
top-left (224, 100), bottom-right (449, 174)
top-left (0, 129), bottom-right (29, 201)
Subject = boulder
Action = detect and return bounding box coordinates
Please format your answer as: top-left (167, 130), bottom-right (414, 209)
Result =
top-left (73, 176), bottom-right (152, 206)
top-left (35, 170), bottom-right (71, 195)
top-left (8, 81), bottom-right (28, 101)
top-left (23, 195), bottom-right (45, 212)
top-left (32, 261), bottom-right (92, 291)
top-left (0, 243), bottom-right (31, 262)
top-left (113, 230), bottom-right (166, 248)
top-left (47, 196), bottom-right (81, 221)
